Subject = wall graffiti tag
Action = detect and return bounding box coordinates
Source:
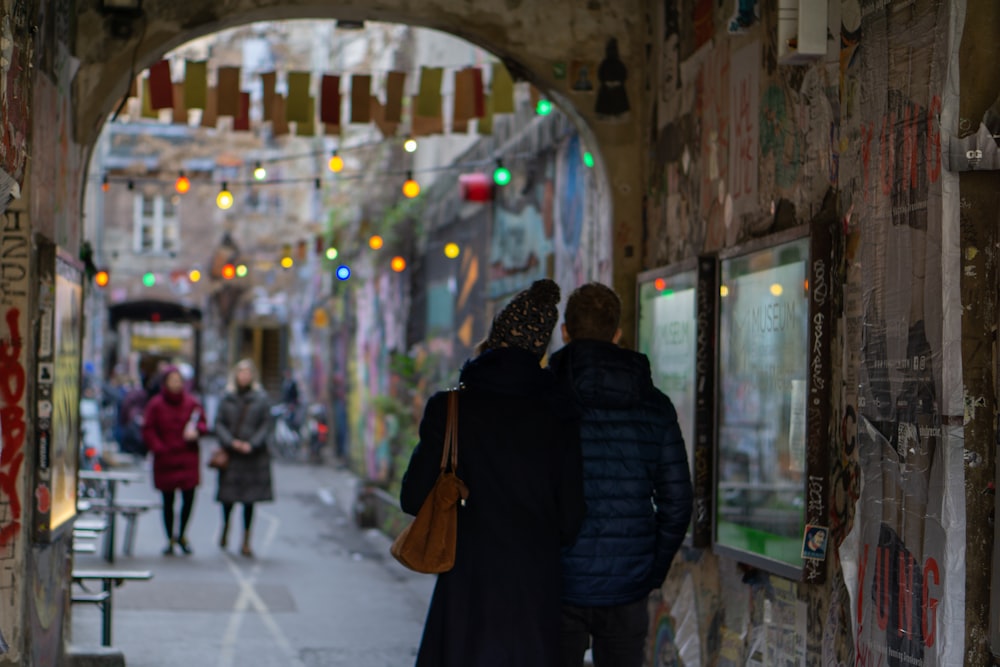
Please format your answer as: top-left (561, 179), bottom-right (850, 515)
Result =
top-left (729, 42), bottom-right (760, 218)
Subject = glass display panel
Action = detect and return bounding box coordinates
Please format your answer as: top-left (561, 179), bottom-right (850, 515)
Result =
top-left (716, 236), bottom-right (809, 570)
top-left (637, 268), bottom-right (697, 494)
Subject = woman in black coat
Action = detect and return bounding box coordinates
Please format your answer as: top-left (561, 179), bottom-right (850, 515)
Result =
top-left (400, 279), bottom-right (586, 667)
top-left (214, 359), bottom-right (274, 557)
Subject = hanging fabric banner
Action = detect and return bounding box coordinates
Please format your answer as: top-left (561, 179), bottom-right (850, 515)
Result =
top-left (478, 94), bottom-right (494, 135)
top-left (385, 71), bottom-right (406, 123)
top-left (171, 83), bottom-right (188, 125)
top-left (351, 75), bottom-right (371, 123)
top-left (491, 63), bottom-right (515, 113)
top-left (320, 75), bottom-right (341, 125)
top-left (260, 72), bottom-right (276, 122)
top-left (416, 67), bottom-right (444, 118)
top-left (272, 94), bottom-right (289, 136)
top-left (141, 79), bottom-right (158, 118)
top-left (234, 92), bottom-right (251, 131)
top-left (453, 68), bottom-right (476, 126)
top-left (148, 60), bottom-right (174, 110)
top-left (370, 95), bottom-right (398, 138)
top-left (286, 71), bottom-right (311, 123)
top-left (216, 66), bottom-right (241, 116)
top-left (324, 122), bottom-right (341, 137)
top-left (184, 60), bottom-right (207, 109)
top-left (296, 96), bottom-right (316, 136)
top-left (471, 67), bottom-right (485, 118)
top-left (200, 87), bottom-right (218, 128)
top-left (411, 95), bottom-right (443, 136)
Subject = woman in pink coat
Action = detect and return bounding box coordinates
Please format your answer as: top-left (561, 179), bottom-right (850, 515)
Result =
top-left (142, 366), bottom-right (207, 555)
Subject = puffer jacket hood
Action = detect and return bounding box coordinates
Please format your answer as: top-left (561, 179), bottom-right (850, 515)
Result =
top-left (549, 340), bottom-right (653, 409)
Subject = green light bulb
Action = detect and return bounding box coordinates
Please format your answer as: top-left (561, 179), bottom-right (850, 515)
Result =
top-left (583, 151), bottom-right (595, 168)
top-left (536, 99), bottom-right (553, 116)
top-left (142, 272), bottom-right (155, 287)
top-left (493, 166), bottom-right (512, 186)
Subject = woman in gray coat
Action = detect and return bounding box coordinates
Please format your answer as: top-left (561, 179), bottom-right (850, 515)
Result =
top-left (214, 359), bottom-right (273, 557)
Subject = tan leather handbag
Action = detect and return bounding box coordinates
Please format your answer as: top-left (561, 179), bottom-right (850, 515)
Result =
top-left (391, 391), bottom-right (469, 573)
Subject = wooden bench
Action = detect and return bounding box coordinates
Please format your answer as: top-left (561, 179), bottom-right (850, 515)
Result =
top-left (72, 569), bottom-right (153, 646)
top-left (84, 500), bottom-right (160, 558)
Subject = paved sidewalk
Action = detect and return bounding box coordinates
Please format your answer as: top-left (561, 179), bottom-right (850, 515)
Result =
top-left (71, 446), bottom-right (434, 667)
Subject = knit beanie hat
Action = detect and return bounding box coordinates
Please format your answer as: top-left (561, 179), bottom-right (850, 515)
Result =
top-left (483, 279), bottom-right (561, 359)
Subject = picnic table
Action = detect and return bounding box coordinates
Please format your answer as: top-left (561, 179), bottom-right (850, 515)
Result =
top-left (78, 470), bottom-right (149, 562)
top-left (72, 569), bottom-right (153, 646)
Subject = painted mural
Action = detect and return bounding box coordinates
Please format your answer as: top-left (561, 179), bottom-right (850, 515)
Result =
top-left (554, 133), bottom-right (612, 294)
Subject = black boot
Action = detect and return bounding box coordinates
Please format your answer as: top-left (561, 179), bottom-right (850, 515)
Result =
top-left (219, 519), bottom-right (230, 549)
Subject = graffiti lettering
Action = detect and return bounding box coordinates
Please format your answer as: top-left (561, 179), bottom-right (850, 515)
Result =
top-left (808, 475), bottom-right (824, 516)
top-left (812, 313), bottom-right (826, 392)
top-left (0, 309), bottom-right (25, 547)
top-left (734, 77), bottom-right (755, 197)
top-left (0, 213), bottom-right (28, 302)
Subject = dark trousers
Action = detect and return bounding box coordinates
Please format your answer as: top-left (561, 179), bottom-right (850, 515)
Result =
top-left (561, 598), bottom-right (649, 667)
top-left (162, 489), bottom-right (195, 541)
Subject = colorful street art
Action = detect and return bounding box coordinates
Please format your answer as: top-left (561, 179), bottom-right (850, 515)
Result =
top-left (0, 208), bottom-right (30, 663)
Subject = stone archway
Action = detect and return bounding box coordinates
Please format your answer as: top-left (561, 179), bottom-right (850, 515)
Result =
top-left (73, 0), bottom-right (649, 341)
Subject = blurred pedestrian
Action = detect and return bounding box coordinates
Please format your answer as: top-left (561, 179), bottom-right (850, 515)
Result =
top-left (116, 377), bottom-right (149, 457)
top-left (550, 283), bottom-right (693, 667)
top-left (281, 368), bottom-right (301, 428)
top-left (400, 279), bottom-right (585, 667)
top-left (142, 366), bottom-right (208, 556)
top-left (214, 359), bottom-right (274, 558)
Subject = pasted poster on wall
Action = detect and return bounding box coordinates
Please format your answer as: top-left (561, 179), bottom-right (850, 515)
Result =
top-left (841, 1), bottom-right (962, 665)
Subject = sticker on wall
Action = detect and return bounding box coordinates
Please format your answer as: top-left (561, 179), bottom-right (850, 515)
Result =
top-left (728, 0), bottom-right (759, 34)
top-left (38, 363), bottom-right (54, 383)
top-left (595, 39), bottom-right (630, 119)
top-left (569, 61), bottom-right (596, 94)
top-left (944, 89), bottom-right (1000, 171)
top-left (801, 524), bottom-right (829, 560)
top-left (552, 62), bottom-right (567, 80)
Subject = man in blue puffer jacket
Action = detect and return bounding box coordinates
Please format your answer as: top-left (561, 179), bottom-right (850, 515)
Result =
top-left (550, 282), bottom-right (693, 667)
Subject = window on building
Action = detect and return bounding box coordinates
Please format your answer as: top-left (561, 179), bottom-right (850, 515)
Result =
top-left (134, 194), bottom-right (180, 254)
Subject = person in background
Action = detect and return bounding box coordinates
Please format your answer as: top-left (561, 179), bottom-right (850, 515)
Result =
top-left (280, 368), bottom-right (301, 428)
top-left (142, 366), bottom-right (208, 555)
top-left (400, 279), bottom-right (586, 667)
top-left (117, 375), bottom-right (150, 458)
top-left (549, 283), bottom-right (693, 667)
top-left (213, 359), bottom-right (274, 558)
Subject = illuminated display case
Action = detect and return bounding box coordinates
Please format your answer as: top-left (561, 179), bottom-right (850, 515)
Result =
top-left (33, 241), bottom-right (83, 542)
top-left (636, 257), bottom-right (717, 547)
top-left (713, 224), bottom-right (833, 582)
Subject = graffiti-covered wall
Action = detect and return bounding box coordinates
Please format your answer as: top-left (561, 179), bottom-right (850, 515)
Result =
top-left (644, 0), bottom-right (992, 665)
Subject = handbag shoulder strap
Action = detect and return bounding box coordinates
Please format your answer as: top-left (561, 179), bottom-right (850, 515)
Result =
top-left (438, 390), bottom-right (459, 472)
